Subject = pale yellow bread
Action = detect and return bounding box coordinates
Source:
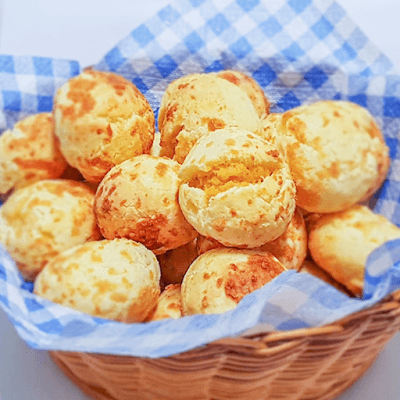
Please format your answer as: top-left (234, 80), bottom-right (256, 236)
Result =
top-left (34, 239), bottom-right (160, 322)
top-left (197, 207), bottom-right (307, 271)
top-left (158, 239), bottom-right (198, 284)
top-left (212, 70), bottom-right (270, 118)
top-left (53, 70), bottom-right (155, 182)
top-left (277, 100), bottom-right (389, 213)
top-left (181, 248), bottom-right (286, 315)
top-left (94, 155), bottom-right (197, 254)
top-left (308, 205), bottom-right (400, 297)
top-left (146, 284), bottom-right (182, 321)
top-left (178, 128), bottom-right (296, 247)
top-left (158, 73), bottom-right (262, 163)
top-left (0, 113), bottom-right (67, 195)
top-left (0, 179), bottom-right (101, 281)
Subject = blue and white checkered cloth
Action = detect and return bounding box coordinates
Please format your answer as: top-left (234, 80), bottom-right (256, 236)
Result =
top-left (1, 0), bottom-right (400, 358)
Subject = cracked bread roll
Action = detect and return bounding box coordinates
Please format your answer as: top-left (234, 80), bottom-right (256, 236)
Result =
top-left (0, 179), bottom-right (101, 280)
top-left (94, 155), bottom-right (198, 254)
top-left (196, 207), bottom-right (307, 271)
top-left (212, 70), bottom-right (270, 118)
top-left (158, 73), bottom-right (262, 163)
top-left (178, 128), bottom-right (296, 248)
top-left (181, 248), bottom-right (286, 315)
top-left (53, 70), bottom-right (155, 182)
top-left (0, 113), bottom-right (67, 195)
top-left (276, 100), bottom-right (389, 213)
top-left (158, 239), bottom-right (198, 284)
top-left (146, 284), bottom-right (182, 321)
top-left (308, 205), bottom-right (400, 297)
top-left (34, 239), bottom-right (160, 322)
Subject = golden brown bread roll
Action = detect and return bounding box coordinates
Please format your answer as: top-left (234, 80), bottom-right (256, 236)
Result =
top-left (94, 154), bottom-right (197, 254)
top-left (276, 100), bottom-right (389, 213)
top-left (34, 239), bottom-right (161, 322)
top-left (308, 205), bottom-right (400, 297)
top-left (158, 73), bottom-right (262, 163)
top-left (0, 179), bottom-right (101, 280)
top-left (53, 70), bottom-right (155, 182)
top-left (0, 113), bottom-right (67, 195)
top-left (178, 127), bottom-right (296, 247)
top-left (181, 248), bottom-right (286, 315)
top-left (146, 284), bottom-right (182, 321)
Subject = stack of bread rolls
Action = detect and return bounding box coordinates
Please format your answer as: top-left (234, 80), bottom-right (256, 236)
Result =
top-left (0, 67), bottom-right (398, 324)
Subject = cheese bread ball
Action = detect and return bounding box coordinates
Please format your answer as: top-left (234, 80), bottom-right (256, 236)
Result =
top-left (277, 101), bottom-right (389, 213)
top-left (196, 208), bottom-right (306, 271)
top-left (158, 239), bottom-right (198, 284)
top-left (178, 128), bottom-right (296, 248)
top-left (34, 239), bottom-right (160, 322)
top-left (181, 248), bottom-right (286, 315)
top-left (53, 70), bottom-right (155, 182)
top-left (0, 180), bottom-right (101, 280)
top-left (158, 73), bottom-right (262, 163)
top-left (308, 205), bottom-right (400, 297)
top-left (212, 70), bottom-right (270, 117)
top-left (0, 113), bottom-right (67, 195)
top-left (146, 284), bottom-right (182, 321)
top-left (94, 155), bottom-right (198, 254)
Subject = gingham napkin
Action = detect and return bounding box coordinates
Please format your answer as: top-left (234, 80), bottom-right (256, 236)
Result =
top-left (1, 0), bottom-right (400, 358)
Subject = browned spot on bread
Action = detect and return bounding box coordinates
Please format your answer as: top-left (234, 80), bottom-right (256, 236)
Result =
top-left (109, 169), bottom-right (122, 180)
top-left (61, 78), bottom-right (97, 120)
top-left (91, 253), bottom-right (103, 263)
top-left (120, 250), bottom-right (133, 262)
top-left (87, 156), bottom-right (114, 171)
top-left (111, 293), bottom-right (128, 303)
top-left (106, 124), bottom-right (113, 140)
top-left (202, 296), bottom-right (209, 309)
top-left (225, 138), bottom-right (236, 146)
top-left (155, 162), bottom-right (168, 177)
top-left (13, 159), bottom-right (65, 175)
top-left (266, 149), bottom-right (280, 158)
top-left (212, 218), bottom-right (226, 232)
top-left (218, 71), bottom-right (241, 85)
top-left (178, 83), bottom-right (190, 90)
top-left (104, 73), bottom-right (129, 96)
top-left (100, 197), bottom-right (113, 213)
top-left (367, 121), bottom-right (381, 139)
top-left (224, 254), bottom-right (285, 303)
top-left (128, 214), bottom-right (168, 251)
top-left (201, 117), bottom-right (226, 132)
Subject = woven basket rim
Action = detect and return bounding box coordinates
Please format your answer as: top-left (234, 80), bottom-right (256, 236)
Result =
top-left (50, 288), bottom-right (400, 360)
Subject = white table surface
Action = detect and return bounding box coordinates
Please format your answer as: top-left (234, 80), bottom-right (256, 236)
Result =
top-left (1, 1), bottom-right (400, 399)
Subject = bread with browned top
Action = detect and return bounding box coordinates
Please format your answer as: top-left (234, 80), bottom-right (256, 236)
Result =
top-left (53, 70), bottom-right (155, 182)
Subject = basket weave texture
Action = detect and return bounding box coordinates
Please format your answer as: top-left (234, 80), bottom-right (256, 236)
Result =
top-left (50, 289), bottom-right (400, 400)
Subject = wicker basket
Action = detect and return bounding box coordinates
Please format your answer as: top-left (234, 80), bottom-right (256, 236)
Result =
top-left (49, 289), bottom-right (400, 400)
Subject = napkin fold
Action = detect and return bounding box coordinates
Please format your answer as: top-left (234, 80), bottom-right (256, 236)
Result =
top-left (1, 0), bottom-right (400, 358)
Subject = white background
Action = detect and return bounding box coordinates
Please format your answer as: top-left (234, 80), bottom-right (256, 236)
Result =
top-left (1, 1), bottom-right (400, 399)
